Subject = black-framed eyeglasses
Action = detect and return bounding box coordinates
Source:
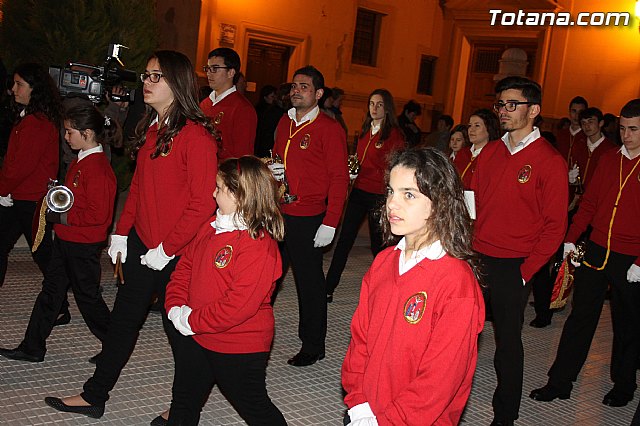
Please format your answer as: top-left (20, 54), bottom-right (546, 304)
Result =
top-left (203, 65), bottom-right (231, 73)
top-left (140, 72), bottom-right (164, 83)
top-left (493, 101), bottom-right (534, 112)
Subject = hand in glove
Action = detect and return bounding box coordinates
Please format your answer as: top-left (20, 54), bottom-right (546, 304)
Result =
top-left (563, 242), bottom-right (580, 267)
top-left (568, 164), bottom-right (579, 184)
top-left (347, 403), bottom-right (378, 426)
top-left (313, 224), bottom-right (336, 248)
top-left (349, 172), bottom-right (359, 181)
top-left (107, 235), bottom-right (128, 264)
top-left (268, 163), bottom-right (285, 181)
top-left (45, 211), bottom-right (67, 225)
top-left (0, 194), bottom-right (13, 207)
top-left (140, 242), bottom-right (175, 271)
top-left (168, 305), bottom-right (195, 336)
top-left (627, 264), bottom-right (640, 283)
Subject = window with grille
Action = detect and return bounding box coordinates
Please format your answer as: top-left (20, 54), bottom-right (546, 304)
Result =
top-left (352, 8), bottom-right (384, 67)
top-left (417, 55), bottom-right (437, 95)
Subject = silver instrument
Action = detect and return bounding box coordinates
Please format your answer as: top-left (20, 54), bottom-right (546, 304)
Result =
top-left (46, 180), bottom-right (74, 213)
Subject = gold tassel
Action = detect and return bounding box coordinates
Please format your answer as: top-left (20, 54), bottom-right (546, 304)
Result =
top-left (32, 197), bottom-right (48, 252)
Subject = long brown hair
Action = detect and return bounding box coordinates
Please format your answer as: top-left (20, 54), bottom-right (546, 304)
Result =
top-left (218, 156), bottom-right (285, 241)
top-left (361, 88), bottom-right (400, 143)
top-left (132, 50), bottom-right (217, 159)
top-left (380, 147), bottom-right (481, 280)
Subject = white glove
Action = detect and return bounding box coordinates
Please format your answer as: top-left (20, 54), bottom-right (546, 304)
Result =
top-left (168, 305), bottom-right (195, 336)
top-left (627, 264), bottom-right (640, 283)
top-left (0, 194), bottom-right (13, 207)
top-left (349, 173), bottom-right (359, 181)
top-left (563, 242), bottom-right (580, 267)
top-left (347, 402), bottom-right (378, 426)
top-left (107, 235), bottom-right (128, 264)
top-left (140, 242), bottom-right (175, 271)
top-left (268, 163), bottom-right (285, 181)
top-left (313, 224), bottom-right (336, 248)
top-left (568, 164), bottom-right (579, 184)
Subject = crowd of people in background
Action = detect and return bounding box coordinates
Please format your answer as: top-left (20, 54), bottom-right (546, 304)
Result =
top-left (0, 47), bottom-right (639, 426)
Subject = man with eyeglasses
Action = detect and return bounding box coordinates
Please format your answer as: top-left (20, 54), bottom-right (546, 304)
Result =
top-left (200, 48), bottom-right (256, 161)
top-left (470, 76), bottom-right (568, 426)
top-left (270, 65), bottom-right (348, 367)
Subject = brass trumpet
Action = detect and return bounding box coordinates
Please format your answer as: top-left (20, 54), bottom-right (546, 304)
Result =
top-left (46, 180), bottom-right (74, 213)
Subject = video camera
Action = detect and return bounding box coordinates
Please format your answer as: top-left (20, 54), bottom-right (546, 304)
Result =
top-left (49, 44), bottom-right (137, 104)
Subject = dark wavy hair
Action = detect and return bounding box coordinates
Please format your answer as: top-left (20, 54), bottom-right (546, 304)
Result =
top-left (361, 88), bottom-right (400, 143)
top-left (449, 124), bottom-right (470, 148)
top-left (380, 147), bottom-right (480, 280)
top-left (132, 50), bottom-right (217, 159)
top-left (218, 156), bottom-right (285, 241)
top-left (63, 102), bottom-right (122, 148)
top-left (469, 108), bottom-right (501, 141)
top-left (12, 63), bottom-right (62, 125)
top-left (495, 76), bottom-right (542, 105)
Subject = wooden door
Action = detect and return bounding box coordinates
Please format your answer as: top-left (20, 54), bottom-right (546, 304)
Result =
top-left (245, 40), bottom-right (291, 106)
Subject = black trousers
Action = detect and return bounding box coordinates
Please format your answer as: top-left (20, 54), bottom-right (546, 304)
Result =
top-left (82, 228), bottom-right (181, 406)
top-left (0, 200), bottom-right (53, 284)
top-left (326, 188), bottom-right (384, 295)
top-left (19, 238), bottom-right (109, 357)
top-left (548, 241), bottom-right (640, 397)
top-left (531, 246), bottom-right (562, 321)
top-left (282, 214), bottom-right (326, 355)
top-left (168, 334), bottom-right (286, 425)
top-left (481, 255), bottom-right (530, 421)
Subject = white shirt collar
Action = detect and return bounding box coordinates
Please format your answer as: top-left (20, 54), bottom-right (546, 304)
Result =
top-left (570, 126), bottom-right (582, 136)
top-left (209, 86), bottom-right (236, 106)
top-left (287, 106), bottom-right (320, 126)
top-left (501, 127), bottom-right (541, 155)
top-left (470, 144), bottom-right (484, 157)
top-left (587, 134), bottom-right (605, 153)
top-left (620, 145), bottom-right (640, 160)
top-left (394, 238), bottom-right (445, 275)
top-left (371, 122), bottom-right (381, 135)
top-left (449, 151), bottom-right (456, 160)
top-left (210, 210), bottom-right (248, 234)
top-left (77, 144), bottom-right (104, 162)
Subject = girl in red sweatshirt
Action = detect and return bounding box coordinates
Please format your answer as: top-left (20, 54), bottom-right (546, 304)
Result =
top-left (342, 148), bottom-right (484, 426)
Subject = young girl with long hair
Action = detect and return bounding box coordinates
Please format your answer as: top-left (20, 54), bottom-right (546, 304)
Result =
top-left (164, 155), bottom-right (287, 425)
top-left (342, 147), bottom-right (484, 425)
top-left (45, 50), bottom-right (218, 420)
top-left (0, 102), bottom-right (118, 362)
top-left (326, 88), bottom-right (404, 302)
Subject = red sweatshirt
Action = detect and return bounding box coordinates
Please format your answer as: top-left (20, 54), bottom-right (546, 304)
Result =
top-left (354, 127), bottom-right (404, 195)
top-left (342, 247), bottom-right (484, 425)
top-left (200, 91), bottom-right (257, 161)
top-left (471, 138), bottom-right (568, 282)
top-left (272, 112), bottom-right (349, 227)
top-left (165, 220), bottom-right (281, 353)
top-left (556, 127), bottom-right (586, 166)
top-left (571, 136), bottom-right (617, 188)
top-left (116, 121), bottom-right (218, 256)
top-left (54, 151), bottom-right (116, 243)
top-left (0, 113), bottom-right (59, 200)
top-left (566, 149), bottom-right (640, 266)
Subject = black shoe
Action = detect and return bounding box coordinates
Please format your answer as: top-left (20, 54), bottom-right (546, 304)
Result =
top-left (0, 347), bottom-right (44, 362)
top-left (529, 383), bottom-right (571, 402)
top-left (529, 316), bottom-right (551, 328)
top-left (326, 293), bottom-right (333, 303)
top-left (53, 310), bottom-right (71, 327)
top-left (287, 351), bottom-right (325, 367)
top-left (602, 389), bottom-right (633, 407)
top-left (88, 351), bottom-right (102, 364)
top-left (150, 414), bottom-right (169, 426)
top-left (44, 397), bottom-right (104, 419)
top-left (490, 419), bottom-right (514, 426)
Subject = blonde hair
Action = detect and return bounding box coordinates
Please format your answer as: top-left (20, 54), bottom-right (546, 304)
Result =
top-left (218, 156), bottom-right (285, 241)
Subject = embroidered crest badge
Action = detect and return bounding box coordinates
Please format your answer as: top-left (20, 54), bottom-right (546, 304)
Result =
top-left (73, 170), bottom-right (81, 187)
top-left (300, 133), bottom-right (310, 149)
top-left (517, 165), bottom-right (532, 184)
top-left (214, 245), bottom-right (233, 268)
top-left (403, 292), bottom-right (428, 324)
top-left (213, 111), bottom-right (224, 125)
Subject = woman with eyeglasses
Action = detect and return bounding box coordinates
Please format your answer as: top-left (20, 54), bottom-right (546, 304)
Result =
top-left (325, 89), bottom-right (405, 303)
top-left (44, 50), bottom-right (218, 421)
top-left (457, 108), bottom-right (500, 189)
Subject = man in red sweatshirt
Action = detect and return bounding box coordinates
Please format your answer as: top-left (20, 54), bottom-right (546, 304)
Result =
top-left (200, 48), bottom-right (256, 161)
top-left (271, 65), bottom-right (348, 367)
top-left (530, 99), bottom-right (640, 408)
top-left (471, 76), bottom-right (568, 426)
